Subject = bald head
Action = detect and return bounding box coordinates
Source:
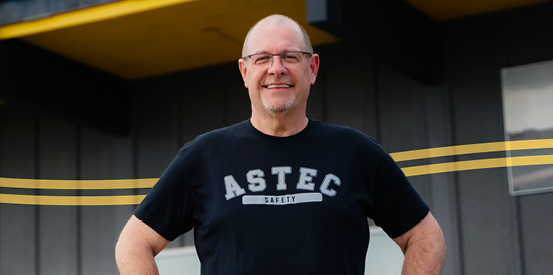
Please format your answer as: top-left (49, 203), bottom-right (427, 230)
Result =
top-left (242, 14), bottom-right (313, 57)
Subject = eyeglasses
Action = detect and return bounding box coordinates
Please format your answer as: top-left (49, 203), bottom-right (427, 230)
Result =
top-left (243, 51), bottom-right (312, 66)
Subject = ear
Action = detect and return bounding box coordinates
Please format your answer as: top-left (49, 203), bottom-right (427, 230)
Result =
top-left (308, 53), bottom-right (320, 85)
top-left (238, 59), bottom-right (249, 88)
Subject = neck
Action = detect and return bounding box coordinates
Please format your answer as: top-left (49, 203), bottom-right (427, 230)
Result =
top-left (250, 109), bottom-right (308, 137)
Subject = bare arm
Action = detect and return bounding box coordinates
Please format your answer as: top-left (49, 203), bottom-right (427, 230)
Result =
top-left (393, 212), bottom-right (446, 275)
top-left (115, 215), bottom-right (170, 275)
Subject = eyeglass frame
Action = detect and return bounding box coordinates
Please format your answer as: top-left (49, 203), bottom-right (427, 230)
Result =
top-left (241, 51), bottom-right (313, 66)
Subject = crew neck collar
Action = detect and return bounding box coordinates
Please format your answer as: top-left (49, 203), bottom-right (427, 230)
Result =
top-left (243, 117), bottom-right (317, 144)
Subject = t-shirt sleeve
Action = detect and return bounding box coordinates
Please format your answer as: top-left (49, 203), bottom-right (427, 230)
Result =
top-left (371, 149), bottom-right (429, 238)
top-left (134, 145), bottom-right (197, 241)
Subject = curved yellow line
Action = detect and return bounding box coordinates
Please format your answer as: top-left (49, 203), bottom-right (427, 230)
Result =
top-left (390, 139), bottom-right (553, 162)
top-left (0, 178), bottom-right (157, 189)
top-left (1, 140), bottom-right (552, 206)
top-left (402, 155), bottom-right (553, 177)
top-left (0, 194), bottom-right (146, 206)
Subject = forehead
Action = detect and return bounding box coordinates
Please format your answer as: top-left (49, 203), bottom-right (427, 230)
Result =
top-left (247, 21), bottom-right (304, 53)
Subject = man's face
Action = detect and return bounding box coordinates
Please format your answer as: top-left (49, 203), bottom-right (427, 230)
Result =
top-left (239, 21), bottom-right (319, 116)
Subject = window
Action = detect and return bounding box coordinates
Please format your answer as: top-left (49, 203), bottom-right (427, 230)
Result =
top-left (501, 60), bottom-right (553, 196)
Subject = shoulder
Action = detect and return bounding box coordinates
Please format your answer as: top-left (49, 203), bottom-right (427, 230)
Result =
top-left (308, 120), bottom-right (388, 165)
top-left (313, 120), bottom-right (381, 148)
top-left (186, 120), bottom-right (246, 146)
top-left (175, 120), bottom-right (248, 159)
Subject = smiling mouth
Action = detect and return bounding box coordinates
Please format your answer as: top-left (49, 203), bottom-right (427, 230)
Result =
top-left (265, 84), bottom-right (291, 89)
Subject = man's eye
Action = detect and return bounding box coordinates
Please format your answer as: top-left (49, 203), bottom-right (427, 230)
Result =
top-left (254, 55), bottom-right (271, 64)
top-left (282, 54), bottom-right (299, 62)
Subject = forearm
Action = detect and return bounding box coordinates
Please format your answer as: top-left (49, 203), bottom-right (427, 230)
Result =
top-left (400, 237), bottom-right (446, 275)
top-left (115, 215), bottom-right (170, 275)
top-left (115, 239), bottom-right (160, 275)
top-left (394, 212), bottom-right (446, 275)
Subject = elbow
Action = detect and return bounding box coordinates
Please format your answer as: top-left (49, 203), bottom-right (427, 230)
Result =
top-left (423, 223), bottom-right (447, 270)
top-left (114, 234), bottom-right (129, 268)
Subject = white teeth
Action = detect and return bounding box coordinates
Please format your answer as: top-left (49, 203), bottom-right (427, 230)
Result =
top-left (266, 84), bottom-right (290, 89)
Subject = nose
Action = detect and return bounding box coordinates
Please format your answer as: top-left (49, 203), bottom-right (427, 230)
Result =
top-left (267, 55), bottom-right (287, 75)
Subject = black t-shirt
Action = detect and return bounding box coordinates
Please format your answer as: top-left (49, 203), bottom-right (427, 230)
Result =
top-left (135, 118), bottom-right (429, 275)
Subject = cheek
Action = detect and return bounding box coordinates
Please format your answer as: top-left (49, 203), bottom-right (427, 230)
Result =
top-left (247, 72), bottom-right (262, 87)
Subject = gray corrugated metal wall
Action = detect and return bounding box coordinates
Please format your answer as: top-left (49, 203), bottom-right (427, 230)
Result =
top-left (443, 4), bottom-right (553, 274)
top-left (1, 2), bottom-right (552, 275)
top-left (0, 111), bottom-right (136, 275)
top-left (0, 0), bottom-right (119, 25)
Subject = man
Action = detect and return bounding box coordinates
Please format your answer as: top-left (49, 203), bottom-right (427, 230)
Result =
top-left (116, 14), bottom-right (446, 274)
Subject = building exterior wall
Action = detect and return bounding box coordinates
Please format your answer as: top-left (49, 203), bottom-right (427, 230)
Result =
top-left (442, 4), bottom-right (553, 274)
top-left (0, 3), bottom-right (552, 275)
top-left (0, 0), bottom-right (119, 26)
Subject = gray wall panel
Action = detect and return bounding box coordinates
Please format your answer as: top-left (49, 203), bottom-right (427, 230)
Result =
top-left (130, 77), bottom-right (187, 248)
top-left (81, 204), bottom-right (125, 275)
top-left (37, 117), bottom-right (77, 179)
top-left (37, 117), bottom-right (79, 275)
top-left (130, 79), bottom-right (181, 178)
top-left (377, 63), bottom-right (427, 152)
top-left (224, 79), bottom-right (252, 126)
top-left (79, 127), bottom-right (134, 275)
top-left (443, 3), bottom-right (553, 274)
top-left (0, 204), bottom-right (37, 274)
top-left (0, 0), bottom-right (119, 25)
top-left (306, 76), bottom-right (325, 122)
top-left (0, 106), bottom-right (37, 178)
top-left (498, 6), bottom-right (553, 67)
top-left (455, 169), bottom-right (519, 275)
top-left (444, 27), bottom-right (505, 144)
top-left (177, 76), bottom-right (228, 144)
top-left (424, 86), bottom-right (460, 275)
top-left (208, 62), bottom-right (251, 126)
top-left (110, 134), bottom-right (139, 261)
top-left (0, 106), bottom-right (37, 275)
top-left (317, 43), bottom-right (377, 137)
top-left (495, 6), bottom-right (553, 275)
top-left (519, 193), bottom-right (553, 275)
top-left (376, 63), bottom-right (432, 206)
top-left (443, 16), bottom-right (522, 275)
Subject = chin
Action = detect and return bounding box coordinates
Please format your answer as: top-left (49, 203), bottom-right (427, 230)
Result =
top-left (263, 100), bottom-right (295, 113)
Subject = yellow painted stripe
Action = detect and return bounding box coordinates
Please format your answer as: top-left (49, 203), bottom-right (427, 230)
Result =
top-left (390, 139), bottom-right (553, 162)
top-left (0, 177), bottom-right (157, 189)
top-left (0, 194), bottom-right (146, 206)
top-left (1, 140), bottom-right (552, 206)
top-left (0, 0), bottom-right (196, 40)
top-left (1, 155), bottom-right (552, 205)
top-left (402, 155), bottom-right (553, 177)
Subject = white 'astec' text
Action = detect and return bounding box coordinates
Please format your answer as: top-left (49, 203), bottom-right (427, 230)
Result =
top-left (224, 166), bottom-right (341, 203)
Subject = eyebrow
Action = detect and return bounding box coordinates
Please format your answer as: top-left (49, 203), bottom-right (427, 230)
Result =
top-left (251, 50), bottom-right (303, 54)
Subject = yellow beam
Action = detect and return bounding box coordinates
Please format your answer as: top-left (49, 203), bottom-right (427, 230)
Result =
top-left (0, 0), bottom-right (196, 40)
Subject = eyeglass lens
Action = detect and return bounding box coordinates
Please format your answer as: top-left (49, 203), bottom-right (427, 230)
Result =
top-left (249, 52), bottom-right (308, 66)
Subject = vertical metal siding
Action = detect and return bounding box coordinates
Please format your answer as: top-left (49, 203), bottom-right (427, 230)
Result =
top-left (0, 3), bottom-right (553, 274)
top-left (0, 106), bottom-right (38, 275)
top-left (37, 117), bottom-right (79, 275)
